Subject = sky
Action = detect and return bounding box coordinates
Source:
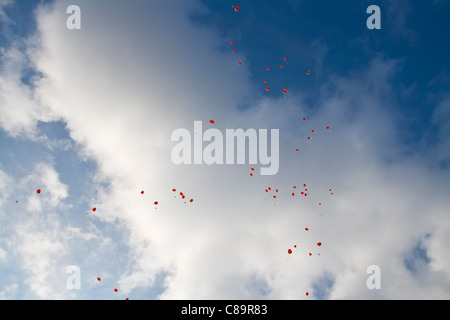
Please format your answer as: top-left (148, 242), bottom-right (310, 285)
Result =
top-left (0, 0), bottom-right (449, 300)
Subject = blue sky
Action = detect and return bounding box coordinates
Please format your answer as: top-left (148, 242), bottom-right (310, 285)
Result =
top-left (0, 0), bottom-right (450, 299)
top-left (197, 0), bottom-right (450, 151)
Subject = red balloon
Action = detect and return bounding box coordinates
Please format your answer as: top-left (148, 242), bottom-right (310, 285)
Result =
top-left (234, 6), bottom-right (239, 12)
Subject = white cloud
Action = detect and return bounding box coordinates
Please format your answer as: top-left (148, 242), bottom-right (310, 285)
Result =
top-left (0, 168), bottom-right (12, 209)
top-left (0, 284), bottom-right (18, 299)
top-left (15, 218), bottom-right (66, 299)
top-left (6, 164), bottom-right (70, 298)
top-left (0, 0), bottom-right (449, 299)
top-left (0, 162), bottom-right (113, 299)
top-left (23, 162), bottom-right (69, 211)
top-left (0, 40), bottom-right (57, 139)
